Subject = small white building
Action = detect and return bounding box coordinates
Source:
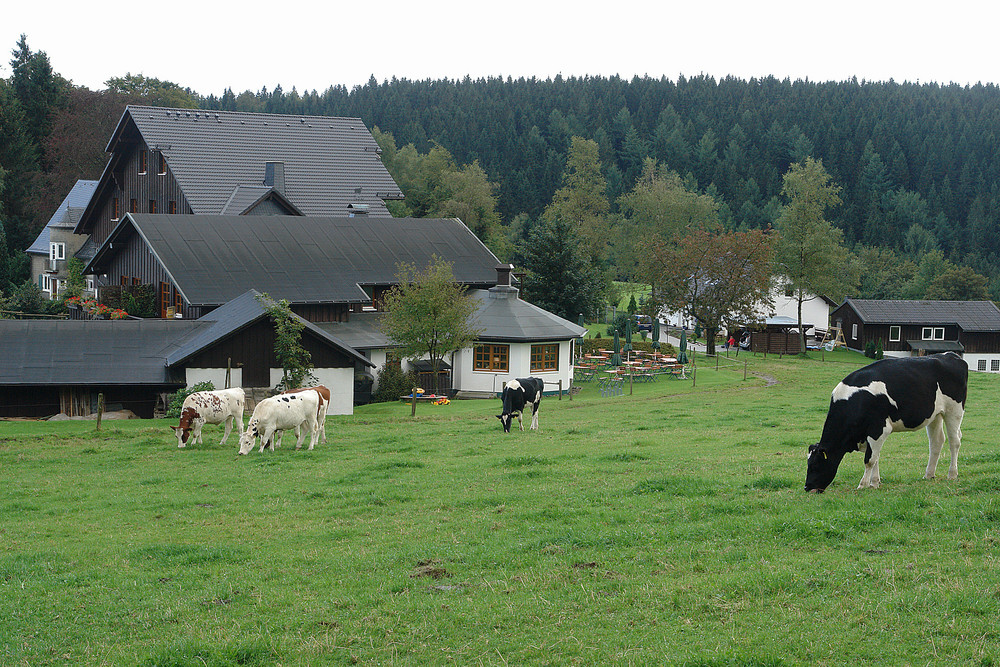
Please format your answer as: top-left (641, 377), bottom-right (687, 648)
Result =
top-left (320, 267), bottom-right (586, 398)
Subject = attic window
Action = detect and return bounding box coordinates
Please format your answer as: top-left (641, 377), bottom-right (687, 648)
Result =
top-left (111, 198), bottom-right (120, 221)
top-left (139, 151), bottom-right (147, 174)
top-left (157, 153), bottom-right (166, 175)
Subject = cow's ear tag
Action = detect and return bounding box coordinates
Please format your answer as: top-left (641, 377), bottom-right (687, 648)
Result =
top-left (822, 451), bottom-right (827, 460)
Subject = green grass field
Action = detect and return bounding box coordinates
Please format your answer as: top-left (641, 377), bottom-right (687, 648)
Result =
top-left (3, 352), bottom-right (1000, 665)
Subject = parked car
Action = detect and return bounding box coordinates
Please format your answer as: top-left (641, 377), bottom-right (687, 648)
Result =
top-left (634, 314), bottom-right (653, 332)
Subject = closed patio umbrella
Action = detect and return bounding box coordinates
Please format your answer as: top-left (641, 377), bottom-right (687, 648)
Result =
top-left (624, 316), bottom-right (633, 355)
top-left (651, 318), bottom-right (661, 351)
top-left (611, 328), bottom-right (621, 366)
top-left (678, 329), bottom-right (689, 364)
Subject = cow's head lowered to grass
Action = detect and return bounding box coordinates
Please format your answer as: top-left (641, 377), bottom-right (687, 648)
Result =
top-left (497, 377), bottom-right (544, 433)
top-left (805, 352), bottom-right (967, 493)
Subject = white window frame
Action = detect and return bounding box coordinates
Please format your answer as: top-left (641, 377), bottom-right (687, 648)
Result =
top-left (922, 327), bottom-right (945, 341)
top-left (41, 274), bottom-right (52, 294)
top-left (49, 242), bottom-right (65, 261)
top-left (86, 276), bottom-right (95, 292)
top-left (992, 359), bottom-right (1000, 372)
top-left (851, 323), bottom-right (858, 340)
top-left (889, 326), bottom-right (901, 342)
top-left (979, 359), bottom-right (988, 372)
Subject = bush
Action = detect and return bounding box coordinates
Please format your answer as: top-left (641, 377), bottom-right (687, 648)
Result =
top-left (372, 356), bottom-right (418, 403)
top-left (864, 340), bottom-right (877, 359)
top-left (165, 381), bottom-right (216, 418)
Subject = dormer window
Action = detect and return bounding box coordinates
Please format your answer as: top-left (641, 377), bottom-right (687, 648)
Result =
top-left (139, 151), bottom-right (148, 174)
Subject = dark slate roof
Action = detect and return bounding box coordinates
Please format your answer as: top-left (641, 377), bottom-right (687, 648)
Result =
top-left (0, 319), bottom-right (204, 386)
top-left (314, 312), bottom-right (390, 350)
top-left (86, 214), bottom-right (502, 307)
top-left (27, 180), bottom-right (99, 255)
top-left (165, 289), bottom-right (372, 367)
top-left (78, 106), bottom-right (401, 231)
top-left (469, 286), bottom-right (588, 342)
top-left (907, 339), bottom-right (966, 352)
top-left (843, 299), bottom-right (1000, 332)
top-left (314, 287), bottom-right (587, 347)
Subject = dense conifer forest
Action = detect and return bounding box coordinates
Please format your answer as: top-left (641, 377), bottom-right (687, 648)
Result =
top-left (4, 34), bottom-right (1000, 304)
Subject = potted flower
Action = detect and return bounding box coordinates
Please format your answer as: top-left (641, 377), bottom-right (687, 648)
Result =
top-left (109, 308), bottom-right (129, 320)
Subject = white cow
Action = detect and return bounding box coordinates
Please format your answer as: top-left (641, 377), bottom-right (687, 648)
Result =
top-left (170, 387), bottom-right (245, 448)
top-left (238, 390), bottom-right (319, 455)
top-left (270, 385), bottom-right (330, 448)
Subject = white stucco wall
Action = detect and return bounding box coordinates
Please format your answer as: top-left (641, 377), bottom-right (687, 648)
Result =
top-left (268, 368), bottom-right (355, 415)
top-left (452, 340), bottom-right (576, 395)
top-left (185, 367), bottom-right (243, 390)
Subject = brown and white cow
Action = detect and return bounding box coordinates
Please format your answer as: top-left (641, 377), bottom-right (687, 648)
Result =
top-left (238, 390), bottom-right (319, 455)
top-left (269, 385), bottom-right (330, 448)
top-left (170, 387), bottom-right (245, 448)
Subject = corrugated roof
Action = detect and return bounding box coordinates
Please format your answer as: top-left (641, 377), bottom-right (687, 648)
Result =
top-left (27, 180), bottom-right (99, 254)
top-left (123, 106), bottom-right (400, 218)
top-left (0, 319), bottom-right (203, 385)
top-left (165, 289), bottom-right (371, 368)
top-left (843, 299), bottom-right (1000, 332)
top-left (87, 214), bottom-right (501, 307)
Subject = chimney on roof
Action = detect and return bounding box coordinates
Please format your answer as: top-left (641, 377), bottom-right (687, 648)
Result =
top-left (489, 264), bottom-right (519, 300)
top-left (264, 162), bottom-right (285, 193)
top-left (496, 264), bottom-right (514, 287)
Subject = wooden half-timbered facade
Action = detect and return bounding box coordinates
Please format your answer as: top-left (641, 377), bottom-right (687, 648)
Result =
top-left (831, 298), bottom-right (1000, 372)
top-left (71, 106), bottom-right (404, 314)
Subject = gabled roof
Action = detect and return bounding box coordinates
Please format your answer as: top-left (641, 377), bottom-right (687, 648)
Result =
top-left (165, 289), bottom-right (372, 368)
top-left (219, 185), bottom-right (304, 216)
top-left (0, 319), bottom-right (203, 385)
top-left (76, 106), bottom-right (402, 233)
top-left (27, 180), bottom-right (99, 255)
top-left (469, 286), bottom-right (588, 342)
top-left (840, 299), bottom-right (1000, 332)
top-left (85, 214), bottom-right (502, 307)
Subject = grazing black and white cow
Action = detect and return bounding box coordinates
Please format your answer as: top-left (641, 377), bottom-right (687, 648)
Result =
top-left (805, 351), bottom-right (967, 493)
top-left (496, 377), bottom-right (544, 433)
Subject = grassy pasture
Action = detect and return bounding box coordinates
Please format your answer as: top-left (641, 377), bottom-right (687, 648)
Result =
top-left (3, 352), bottom-right (1000, 665)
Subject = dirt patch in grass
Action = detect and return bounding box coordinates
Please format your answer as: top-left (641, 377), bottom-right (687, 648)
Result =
top-left (411, 559), bottom-right (450, 579)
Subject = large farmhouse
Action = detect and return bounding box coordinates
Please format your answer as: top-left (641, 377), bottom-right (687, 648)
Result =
top-left (831, 298), bottom-right (1000, 371)
top-left (5, 107), bottom-right (586, 418)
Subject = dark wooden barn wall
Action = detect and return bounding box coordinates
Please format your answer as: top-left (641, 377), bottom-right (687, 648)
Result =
top-left (91, 133), bottom-right (190, 247)
top-left (183, 319), bottom-right (356, 388)
top-left (0, 385), bottom-right (165, 419)
top-left (103, 232), bottom-right (195, 319)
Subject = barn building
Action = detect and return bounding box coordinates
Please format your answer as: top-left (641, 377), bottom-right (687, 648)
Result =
top-left (831, 298), bottom-right (1000, 371)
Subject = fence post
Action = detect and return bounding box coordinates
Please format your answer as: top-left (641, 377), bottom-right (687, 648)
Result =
top-left (744, 360), bottom-right (748, 381)
top-left (558, 379), bottom-right (563, 400)
top-left (716, 354), bottom-right (719, 371)
top-left (411, 386), bottom-right (418, 418)
top-left (95, 393), bottom-right (105, 431)
top-left (226, 357), bottom-right (232, 389)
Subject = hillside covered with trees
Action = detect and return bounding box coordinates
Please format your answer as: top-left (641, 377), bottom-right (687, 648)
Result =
top-left (3, 34), bottom-right (1000, 313)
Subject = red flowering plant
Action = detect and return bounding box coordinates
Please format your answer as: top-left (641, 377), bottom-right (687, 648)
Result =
top-left (109, 308), bottom-right (129, 320)
top-left (64, 296), bottom-right (83, 307)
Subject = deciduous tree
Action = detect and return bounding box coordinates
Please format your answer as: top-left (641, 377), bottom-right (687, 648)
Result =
top-left (379, 257), bottom-right (482, 394)
top-left (542, 137), bottom-right (609, 262)
top-left (648, 228), bottom-right (775, 356)
top-left (774, 158), bottom-right (854, 354)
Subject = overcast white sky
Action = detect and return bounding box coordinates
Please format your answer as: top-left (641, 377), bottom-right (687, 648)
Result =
top-left (4, 1), bottom-right (999, 97)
